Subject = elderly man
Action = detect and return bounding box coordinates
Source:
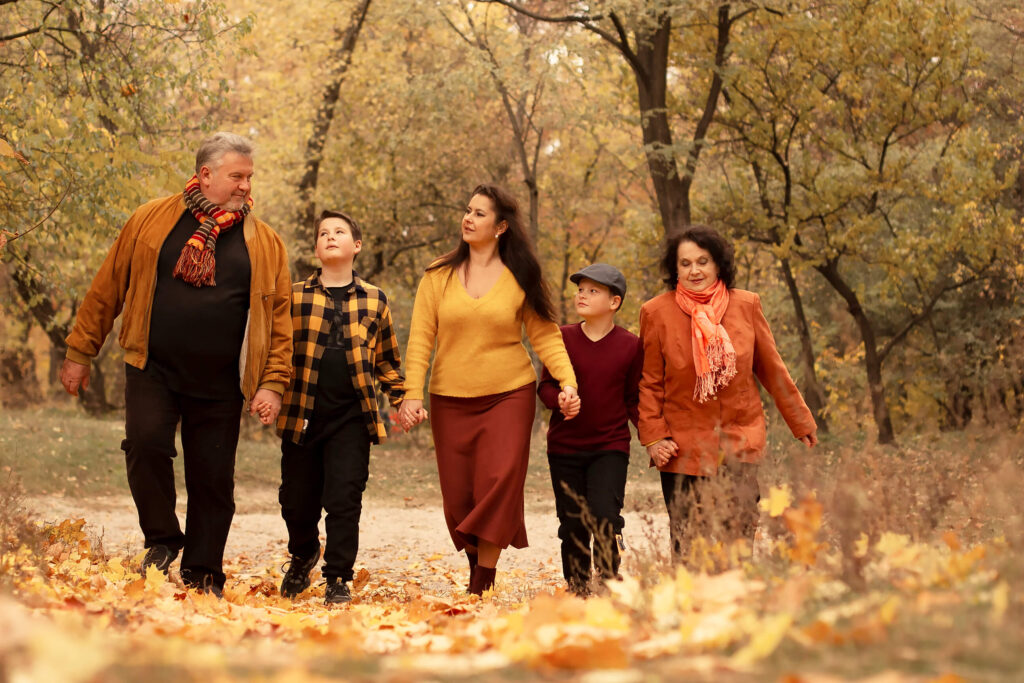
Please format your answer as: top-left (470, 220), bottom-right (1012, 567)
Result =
top-left (60, 132), bottom-right (292, 596)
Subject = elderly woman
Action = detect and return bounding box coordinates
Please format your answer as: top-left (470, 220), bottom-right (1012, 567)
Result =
top-left (638, 225), bottom-right (817, 558)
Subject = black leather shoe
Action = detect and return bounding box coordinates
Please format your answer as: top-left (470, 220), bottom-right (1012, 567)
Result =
top-left (279, 546), bottom-right (321, 599)
top-left (324, 578), bottom-right (352, 605)
top-left (141, 544), bottom-right (178, 574)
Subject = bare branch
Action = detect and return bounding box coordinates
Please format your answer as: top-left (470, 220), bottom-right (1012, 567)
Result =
top-left (3, 180), bottom-right (74, 248)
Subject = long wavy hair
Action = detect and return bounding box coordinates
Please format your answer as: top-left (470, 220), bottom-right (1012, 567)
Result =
top-left (427, 183), bottom-right (556, 322)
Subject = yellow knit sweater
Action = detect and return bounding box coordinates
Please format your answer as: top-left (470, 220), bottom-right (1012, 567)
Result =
top-left (404, 265), bottom-right (577, 400)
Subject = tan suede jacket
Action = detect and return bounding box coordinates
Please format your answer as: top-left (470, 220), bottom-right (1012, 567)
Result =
top-left (65, 194), bottom-right (293, 401)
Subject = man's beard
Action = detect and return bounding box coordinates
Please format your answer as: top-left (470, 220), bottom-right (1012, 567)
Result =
top-left (221, 196), bottom-right (246, 211)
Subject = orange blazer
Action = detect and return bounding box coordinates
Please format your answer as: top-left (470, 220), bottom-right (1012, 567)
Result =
top-left (638, 289), bottom-right (816, 475)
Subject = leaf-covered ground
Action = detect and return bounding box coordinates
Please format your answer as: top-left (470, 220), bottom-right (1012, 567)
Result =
top-left (2, 492), bottom-right (1018, 682)
top-left (2, 409), bottom-right (1022, 680)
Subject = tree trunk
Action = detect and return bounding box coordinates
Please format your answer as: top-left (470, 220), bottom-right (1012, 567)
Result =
top-left (482, 4), bottom-right (739, 236)
top-left (559, 227), bottom-right (572, 324)
top-left (291, 0), bottom-right (374, 278)
top-left (815, 259), bottom-right (895, 444)
top-left (779, 258), bottom-right (829, 432)
top-left (9, 262), bottom-right (114, 414)
top-left (631, 16), bottom-right (690, 233)
top-left (0, 344), bottom-right (41, 407)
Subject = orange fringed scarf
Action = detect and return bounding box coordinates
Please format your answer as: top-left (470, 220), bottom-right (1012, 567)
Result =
top-left (675, 279), bottom-right (737, 403)
top-left (173, 175), bottom-right (253, 287)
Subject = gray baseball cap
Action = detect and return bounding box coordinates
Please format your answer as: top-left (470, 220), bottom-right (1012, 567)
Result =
top-left (570, 263), bottom-right (627, 298)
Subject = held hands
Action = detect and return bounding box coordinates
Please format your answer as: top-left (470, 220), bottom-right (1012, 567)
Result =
top-left (557, 385), bottom-right (580, 420)
top-left (249, 388), bottom-right (282, 426)
top-left (398, 398), bottom-right (429, 432)
top-left (59, 359), bottom-right (91, 397)
top-left (646, 438), bottom-right (679, 468)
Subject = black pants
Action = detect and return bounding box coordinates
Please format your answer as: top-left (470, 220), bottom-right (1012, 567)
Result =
top-left (548, 450), bottom-right (629, 593)
top-left (123, 366), bottom-right (243, 589)
top-left (660, 461), bottom-right (761, 561)
top-left (279, 417), bottom-right (371, 582)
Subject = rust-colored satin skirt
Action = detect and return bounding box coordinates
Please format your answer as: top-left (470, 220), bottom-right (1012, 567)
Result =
top-left (430, 382), bottom-right (536, 550)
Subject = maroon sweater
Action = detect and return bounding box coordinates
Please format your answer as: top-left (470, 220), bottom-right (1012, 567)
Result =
top-left (538, 323), bottom-right (643, 456)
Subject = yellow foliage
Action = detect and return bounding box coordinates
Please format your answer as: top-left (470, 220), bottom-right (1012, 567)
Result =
top-left (783, 495), bottom-right (826, 565)
top-left (760, 485), bottom-right (794, 518)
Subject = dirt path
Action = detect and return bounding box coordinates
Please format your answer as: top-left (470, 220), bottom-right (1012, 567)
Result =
top-left (27, 489), bottom-right (670, 596)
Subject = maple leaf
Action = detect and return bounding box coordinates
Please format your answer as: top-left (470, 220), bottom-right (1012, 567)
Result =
top-left (144, 565), bottom-right (167, 593)
top-left (759, 485), bottom-right (793, 517)
top-left (352, 567), bottom-right (371, 593)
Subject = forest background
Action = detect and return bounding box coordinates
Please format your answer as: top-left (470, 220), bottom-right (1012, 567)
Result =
top-left (2, 0), bottom-right (1024, 680)
top-left (2, 0), bottom-right (1024, 441)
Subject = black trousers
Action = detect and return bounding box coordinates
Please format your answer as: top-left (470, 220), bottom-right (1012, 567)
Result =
top-left (547, 450), bottom-right (629, 593)
top-left (279, 417), bottom-right (371, 582)
top-left (660, 461), bottom-right (761, 561)
top-left (123, 366), bottom-right (242, 589)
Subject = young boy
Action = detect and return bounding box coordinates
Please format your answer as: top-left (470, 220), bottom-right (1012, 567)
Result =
top-left (273, 209), bottom-right (405, 604)
top-left (537, 263), bottom-right (642, 596)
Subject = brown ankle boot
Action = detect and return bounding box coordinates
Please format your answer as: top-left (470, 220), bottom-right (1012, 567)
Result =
top-left (466, 551), bottom-right (479, 591)
top-left (469, 566), bottom-right (496, 595)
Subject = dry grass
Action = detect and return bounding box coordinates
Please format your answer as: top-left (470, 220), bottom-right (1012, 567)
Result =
top-left (3, 404), bottom-right (1024, 679)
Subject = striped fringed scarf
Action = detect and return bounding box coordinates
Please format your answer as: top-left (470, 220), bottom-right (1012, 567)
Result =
top-left (173, 175), bottom-right (253, 287)
top-left (675, 279), bottom-right (737, 403)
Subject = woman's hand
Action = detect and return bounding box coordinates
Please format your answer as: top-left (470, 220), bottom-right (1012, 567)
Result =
top-left (398, 399), bottom-right (428, 431)
top-left (798, 432), bottom-right (818, 448)
top-left (646, 438), bottom-right (678, 468)
top-left (558, 385), bottom-right (581, 420)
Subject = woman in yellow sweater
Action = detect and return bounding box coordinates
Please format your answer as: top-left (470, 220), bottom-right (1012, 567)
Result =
top-left (398, 184), bottom-right (578, 595)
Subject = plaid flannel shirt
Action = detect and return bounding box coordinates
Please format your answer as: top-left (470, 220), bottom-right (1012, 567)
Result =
top-left (277, 271), bottom-right (405, 445)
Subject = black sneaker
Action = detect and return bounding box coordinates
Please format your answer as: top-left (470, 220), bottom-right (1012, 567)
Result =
top-left (198, 574), bottom-right (224, 599)
top-left (279, 546), bottom-right (321, 599)
top-left (180, 569), bottom-right (225, 599)
top-left (324, 578), bottom-right (352, 605)
top-left (141, 544), bottom-right (178, 574)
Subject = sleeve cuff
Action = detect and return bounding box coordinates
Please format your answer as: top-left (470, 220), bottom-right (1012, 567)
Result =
top-left (65, 347), bottom-right (93, 365)
top-left (257, 381), bottom-right (286, 396)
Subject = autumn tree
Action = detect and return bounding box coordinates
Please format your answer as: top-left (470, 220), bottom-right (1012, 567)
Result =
top-left (481, 0), bottom-right (753, 235)
top-left (708, 0), bottom-right (1022, 442)
top-left (0, 0), bottom-right (250, 411)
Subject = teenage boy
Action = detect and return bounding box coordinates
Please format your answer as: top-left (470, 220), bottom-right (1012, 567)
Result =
top-left (537, 264), bottom-right (643, 596)
top-left (271, 209), bottom-right (405, 604)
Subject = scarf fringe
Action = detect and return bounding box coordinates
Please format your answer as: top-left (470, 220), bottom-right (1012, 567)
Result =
top-left (693, 323), bottom-right (738, 403)
top-left (172, 244), bottom-right (217, 287)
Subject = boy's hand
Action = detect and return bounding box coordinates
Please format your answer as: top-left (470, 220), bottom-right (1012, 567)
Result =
top-left (398, 399), bottom-right (428, 431)
top-left (646, 438), bottom-right (678, 468)
top-left (250, 389), bottom-right (282, 426)
top-left (557, 386), bottom-right (581, 420)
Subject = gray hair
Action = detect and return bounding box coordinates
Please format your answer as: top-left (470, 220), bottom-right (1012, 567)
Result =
top-left (194, 132), bottom-right (254, 174)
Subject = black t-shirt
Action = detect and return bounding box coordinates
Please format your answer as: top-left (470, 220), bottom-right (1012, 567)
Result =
top-left (305, 283), bottom-right (361, 442)
top-left (143, 211), bottom-right (251, 399)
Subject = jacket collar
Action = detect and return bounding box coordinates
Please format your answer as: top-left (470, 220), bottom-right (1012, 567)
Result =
top-left (304, 269), bottom-right (366, 295)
